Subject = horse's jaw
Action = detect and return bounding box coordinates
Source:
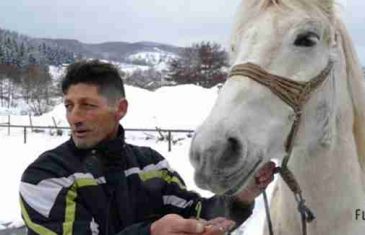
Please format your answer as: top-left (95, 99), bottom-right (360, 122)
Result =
top-left (189, 80), bottom-right (289, 195)
top-left (190, 132), bottom-right (266, 195)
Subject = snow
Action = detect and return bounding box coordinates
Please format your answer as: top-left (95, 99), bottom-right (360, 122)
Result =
top-left (126, 50), bottom-right (177, 71)
top-left (0, 84), bottom-right (275, 234)
top-left (49, 65), bottom-right (66, 81)
top-left (115, 62), bottom-right (151, 74)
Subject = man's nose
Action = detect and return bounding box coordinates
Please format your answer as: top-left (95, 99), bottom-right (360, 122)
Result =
top-left (68, 107), bottom-right (85, 124)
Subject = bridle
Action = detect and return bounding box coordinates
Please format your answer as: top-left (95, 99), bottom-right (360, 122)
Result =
top-left (228, 61), bottom-right (334, 235)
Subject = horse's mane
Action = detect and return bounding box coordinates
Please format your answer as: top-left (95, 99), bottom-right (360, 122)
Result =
top-left (336, 18), bottom-right (365, 172)
top-left (239, 0), bottom-right (333, 13)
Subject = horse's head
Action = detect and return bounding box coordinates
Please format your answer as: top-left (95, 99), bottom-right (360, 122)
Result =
top-left (190, 0), bottom-right (344, 195)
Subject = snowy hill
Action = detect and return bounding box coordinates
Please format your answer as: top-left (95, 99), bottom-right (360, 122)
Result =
top-left (43, 38), bottom-right (182, 65)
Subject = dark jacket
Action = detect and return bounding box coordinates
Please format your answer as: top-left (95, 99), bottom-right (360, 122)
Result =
top-left (20, 126), bottom-right (253, 234)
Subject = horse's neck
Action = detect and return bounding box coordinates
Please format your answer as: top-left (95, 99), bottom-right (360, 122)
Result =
top-left (290, 131), bottom-right (365, 198)
top-left (278, 126), bottom-right (365, 234)
top-left (289, 63), bottom-right (365, 197)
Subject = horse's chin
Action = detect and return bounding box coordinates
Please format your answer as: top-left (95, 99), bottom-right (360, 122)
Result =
top-left (194, 157), bottom-right (264, 196)
top-left (223, 158), bottom-right (263, 195)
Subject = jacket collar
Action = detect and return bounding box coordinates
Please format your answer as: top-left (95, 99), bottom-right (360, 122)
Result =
top-left (68, 125), bottom-right (126, 156)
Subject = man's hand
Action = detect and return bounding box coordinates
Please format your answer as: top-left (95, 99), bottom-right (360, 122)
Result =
top-left (202, 217), bottom-right (236, 235)
top-left (150, 214), bottom-right (205, 235)
top-left (150, 214), bottom-right (235, 235)
top-left (235, 161), bottom-right (276, 205)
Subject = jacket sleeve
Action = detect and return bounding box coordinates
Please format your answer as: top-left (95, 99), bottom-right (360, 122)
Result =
top-left (115, 222), bottom-right (151, 235)
top-left (147, 149), bottom-right (254, 228)
top-left (20, 153), bottom-right (155, 235)
top-left (19, 152), bottom-right (104, 235)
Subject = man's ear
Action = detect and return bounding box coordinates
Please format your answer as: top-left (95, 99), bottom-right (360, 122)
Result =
top-left (116, 98), bottom-right (128, 121)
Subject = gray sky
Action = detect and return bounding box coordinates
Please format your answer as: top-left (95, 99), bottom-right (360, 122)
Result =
top-left (0, 0), bottom-right (364, 63)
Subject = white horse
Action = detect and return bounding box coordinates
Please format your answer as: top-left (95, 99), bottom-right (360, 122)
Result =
top-left (189, 0), bottom-right (365, 234)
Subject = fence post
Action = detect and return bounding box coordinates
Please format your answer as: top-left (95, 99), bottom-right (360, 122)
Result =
top-left (24, 127), bottom-right (27, 144)
top-left (168, 131), bottom-right (172, 152)
top-left (29, 114), bottom-right (33, 132)
top-left (7, 115), bottom-right (10, 136)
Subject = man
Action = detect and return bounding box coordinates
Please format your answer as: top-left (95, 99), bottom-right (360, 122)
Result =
top-left (20, 60), bottom-right (275, 235)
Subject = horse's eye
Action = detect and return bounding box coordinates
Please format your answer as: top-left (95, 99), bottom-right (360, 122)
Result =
top-left (294, 32), bottom-right (320, 47)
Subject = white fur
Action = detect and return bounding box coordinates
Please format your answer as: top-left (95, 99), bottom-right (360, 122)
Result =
top-left (189, 0), bottom-right (365, 234)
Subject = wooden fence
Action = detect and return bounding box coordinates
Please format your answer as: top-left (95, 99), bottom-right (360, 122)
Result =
top-left (0, 123), bottom-right (194, 152)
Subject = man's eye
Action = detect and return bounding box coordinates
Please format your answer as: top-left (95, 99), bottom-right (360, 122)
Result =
top-left (65, 105), bottom-right (74, 113)
top-left (84, 104), bottom-right (97, 108)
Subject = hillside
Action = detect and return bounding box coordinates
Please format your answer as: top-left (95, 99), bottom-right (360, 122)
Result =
top-left (43, 39), bottom-right (182, 63)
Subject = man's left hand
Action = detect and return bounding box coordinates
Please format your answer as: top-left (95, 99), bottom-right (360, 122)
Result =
top-left (202, 217), bottom-right (236, 235)
top-left (234, 161), bottom-right (276, 205)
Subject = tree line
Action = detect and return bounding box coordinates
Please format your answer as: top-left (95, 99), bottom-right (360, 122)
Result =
top-left (0, 28), bottom-right (77, 115)
top-left (0, 28), bottom-right (76, 68)
top-left (126, 41), bottom-right (229, 89)
top-left (0, 30), bottom-right (228, 115)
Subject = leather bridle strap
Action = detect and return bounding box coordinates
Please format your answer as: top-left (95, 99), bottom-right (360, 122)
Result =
top-left (228, 61), bottom-right (333, 235)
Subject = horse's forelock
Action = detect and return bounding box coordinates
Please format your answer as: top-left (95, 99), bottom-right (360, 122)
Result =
top-left (230, 0), bottom-right (334, 61)
top-left (240, 0), bottom-right (334, 16)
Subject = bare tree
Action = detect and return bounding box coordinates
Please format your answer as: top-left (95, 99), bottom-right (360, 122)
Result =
top-left (0, 64), bottom-right (21, 108)
top-left (21, 65), bottom-right (53, 115)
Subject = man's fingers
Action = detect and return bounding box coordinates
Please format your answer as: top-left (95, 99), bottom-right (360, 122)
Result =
top-left (202, 226), bottom-right (226, 235)
top-left (256, 161), bottom-right (276, 176)
top-left (173, 218), bottom-right (205, 233)
top-left (256, 161), bottom-right (276, 181)
top-left (234, 161), bottom-right (276, 204)
top-left (204, 217), bottom-right (236, 234)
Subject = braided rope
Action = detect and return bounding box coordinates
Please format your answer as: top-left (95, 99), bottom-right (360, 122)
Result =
top-left (228, 61), bottom-right (333, 235)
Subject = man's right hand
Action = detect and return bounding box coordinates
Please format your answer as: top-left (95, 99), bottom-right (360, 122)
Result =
top-left (150, 214), bottom-right (205, 235)
top-left (150, 214), bottom-right (235, 235)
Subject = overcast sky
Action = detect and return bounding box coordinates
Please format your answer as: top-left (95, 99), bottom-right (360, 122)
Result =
top-left (0, 0), bottom-right (364, 63)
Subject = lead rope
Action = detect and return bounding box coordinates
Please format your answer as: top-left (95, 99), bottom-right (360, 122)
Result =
top-left (229, 62), bottom-right (333, 235)
top-left (264, 111), bottom-right (315, 235)
top-left (264, 169), bottom-right (315, 235)
top-left (262, 190), bottom-right (274, 235)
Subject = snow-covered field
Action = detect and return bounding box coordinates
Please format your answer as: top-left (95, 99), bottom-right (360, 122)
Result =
top-left (0, 84), bottom-right (276, 234)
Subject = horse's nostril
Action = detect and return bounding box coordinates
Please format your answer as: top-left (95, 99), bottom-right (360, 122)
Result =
top-left (219, 137), bottom-right (242, 167)
top-left (191, 150), bottom-right (202, 169)
top-left (227, 137), bottom-right (241, 155)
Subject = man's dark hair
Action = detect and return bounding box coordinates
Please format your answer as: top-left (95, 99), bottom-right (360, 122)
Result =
top-left (61, 60), bottom-right (125, 103)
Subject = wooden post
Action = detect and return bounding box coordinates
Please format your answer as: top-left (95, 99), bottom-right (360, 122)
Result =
top-left (7, 115), bottom-right (10, 136)
top-left (168, 131), bottom-right (172, 152)
top-left (52, 117), bottom-right (58, 128)
top-left (24, 127), bottom-right (27, 144)
top-left (29, 114), bottom-right (33, 132)
top-left (155, 126), bottom-right (165, 141)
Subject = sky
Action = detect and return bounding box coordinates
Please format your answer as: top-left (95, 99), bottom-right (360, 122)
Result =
top-left (0, 0), bottom-right (363, 62)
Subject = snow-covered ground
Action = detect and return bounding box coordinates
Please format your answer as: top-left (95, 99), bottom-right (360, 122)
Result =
top-left (0, 84), bottom-right (276, 234)
top-left (126, 50), bottom-right (177, 71)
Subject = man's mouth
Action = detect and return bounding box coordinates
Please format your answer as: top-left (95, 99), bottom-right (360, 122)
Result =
top-left (73, 129), bottom-right (90, 138)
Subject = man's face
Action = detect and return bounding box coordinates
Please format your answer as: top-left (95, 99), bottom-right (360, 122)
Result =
top-left (64, 83), bottom-right (127, 149)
